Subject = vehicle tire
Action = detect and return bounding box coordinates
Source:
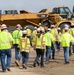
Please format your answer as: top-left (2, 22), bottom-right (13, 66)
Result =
top-left (7, 26), bottom-right (16, 32)
top-left (59, 23), bottom-right (70, 30)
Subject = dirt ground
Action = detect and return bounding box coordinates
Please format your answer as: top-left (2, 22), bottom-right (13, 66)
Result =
top-left (0, 47), bottom-right (74, 75)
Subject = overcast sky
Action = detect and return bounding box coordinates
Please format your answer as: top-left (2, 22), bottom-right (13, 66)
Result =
top-left (0, 0), bottom-right (74, 12)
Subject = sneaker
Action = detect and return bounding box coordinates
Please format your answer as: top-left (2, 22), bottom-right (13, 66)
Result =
top-left (22, 64), bottom-right (27, 69)
top-left (15, 60), bottom-right (21, 67)
top-left (6, 67), bottom-right (11, 71)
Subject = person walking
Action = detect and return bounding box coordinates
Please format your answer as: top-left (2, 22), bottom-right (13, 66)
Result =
top-left (59, 26), bottom-right (74, 64)
top-left (50, 25), bottom-right (57, 59)
top-left (19, 30), bottom-right (31, 69)
top-left (44, 28), bottom-right (55, 64)
top-left (12, 24), bottom-right (22, 67)
top-left (0, 24), bottom-right (13, 72)
top-left (33, 28), bottom-right (46, 68)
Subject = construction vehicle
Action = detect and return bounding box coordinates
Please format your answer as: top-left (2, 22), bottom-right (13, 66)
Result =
top-left (42, 6), bottom-right (74, 29)
top-left (0, 9), bottom-right (49, 31)
top-left (0, 6), bottom-right (74, 31)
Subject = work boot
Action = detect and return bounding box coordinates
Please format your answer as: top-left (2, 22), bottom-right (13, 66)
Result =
top-left (22, 64), bottom-right (27, 69)
top-left (15, 60), bottom-right (21, 67)
top-left (6, 67), bottom-right (11, 71)
top-left (37, 61), bottom-right (40, 66)
top-left (33, 63), bottom-right (36, 67)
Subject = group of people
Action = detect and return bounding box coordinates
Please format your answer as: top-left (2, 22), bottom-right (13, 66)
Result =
top-left (0, 23), bottom-right (74, 72)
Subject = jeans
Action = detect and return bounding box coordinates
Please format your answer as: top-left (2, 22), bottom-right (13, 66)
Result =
top-left (34, 49), bottom-right (44, 66)
top-left (46, 46), bottom-right (51, 62)
top-left (0, 49), bottom-right (11, 71)
top-left (14, 44), bottom-right (22, 61)
top-left (21, 52), bottom-right (29, 65)
top-left (63, 47), bottom-right (69, 62)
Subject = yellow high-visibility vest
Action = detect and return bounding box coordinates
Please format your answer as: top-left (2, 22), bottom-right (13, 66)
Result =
top-left (34, 35), bottom-right (45, 49)
top-left (0, 31), bottom-right (13, 50)
top-left (60, 32), bottom-right (74, 47)
top-left (44, 32), bottom-right (55, 46)
top-left (51, 28), bottom-right (58, 40)
top-left (12, 30), bottom-right (22, 44)
top-left (26, 29), bottom-right (32, 36)
top-left (20, 37), bottom-right (30, 52)
top-left (70, 28), bottom-right (74, 37)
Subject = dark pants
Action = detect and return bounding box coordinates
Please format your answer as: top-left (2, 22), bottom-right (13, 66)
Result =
top-left (72, 44), bottom-right (74, 53)
top-left (21, 52), bottom-right (29, 65)
top-left (34, 49), bottom-right (44, 67)
top-left (0, 49), bottom-right (11, 72)
top-left (56, 41), bottom-right (60, 51)
top-left (51, 43), bottom-right (55, 59)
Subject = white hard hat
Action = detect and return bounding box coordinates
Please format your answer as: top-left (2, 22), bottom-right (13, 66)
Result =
top-left (37, 28), bottom-right (40, 32)
top-left (22, 30), bottom-right (27, 34)
top-left (58, 27), bottom-right (61, 30)
top-left (41, 28), bottom-right (45, 32)
top-left (51, 25), bottom-right (55, 27)
top-left (64, 24), bottom-right (69, 28)
top-left (34, 27), bottom-right (37, 29)
top-left (48, 28), bottom-right (51, 31)
top-left (16, 24), bottom-right (21, 27)
top-left (16, 24), bottom-right (22, 29)
top-left (64, 27), bottom-right (68, 30)
top-left (1, 24), bottom-right (7, 29)
top-left (39, 23), bottom-right (41, 25)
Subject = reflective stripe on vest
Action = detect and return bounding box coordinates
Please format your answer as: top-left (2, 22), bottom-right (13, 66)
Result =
top-left (0, 41), bottom-right (9, 44)
top-left (20, 37), bottom-right (30, 52)
top-left (35, 35), bottom-right (45, 49)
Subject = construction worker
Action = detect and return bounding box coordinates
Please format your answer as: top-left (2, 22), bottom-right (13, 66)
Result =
top-left (0, 24), bottom-right (13, 72)
top-left (50, 25), bottom-right (57, 59)
top-left (62, 24), bottom-right (72, 56)
top-left (32, 27), bottom-right (37, 37)
top-left (56, 27), bottom-right (61, 52)
top-left (19, 30), bottom-right (30, 69)
top-left (59, 27), bottom-right (74, 64)
top-left (33, 28), bottom-right (46, 68)
top-left (44, 28), bottom-right (55, 64)
top-left (70, 24), bottom-right (74, 53)
top-left (32, 27), bottom-right (37, 45)
top-left (25, 26), bottom-right (32, 46)
top-left (12, 24), bottom-right (22, 67)
top-left (62, 24), bottom-right (69, 34)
